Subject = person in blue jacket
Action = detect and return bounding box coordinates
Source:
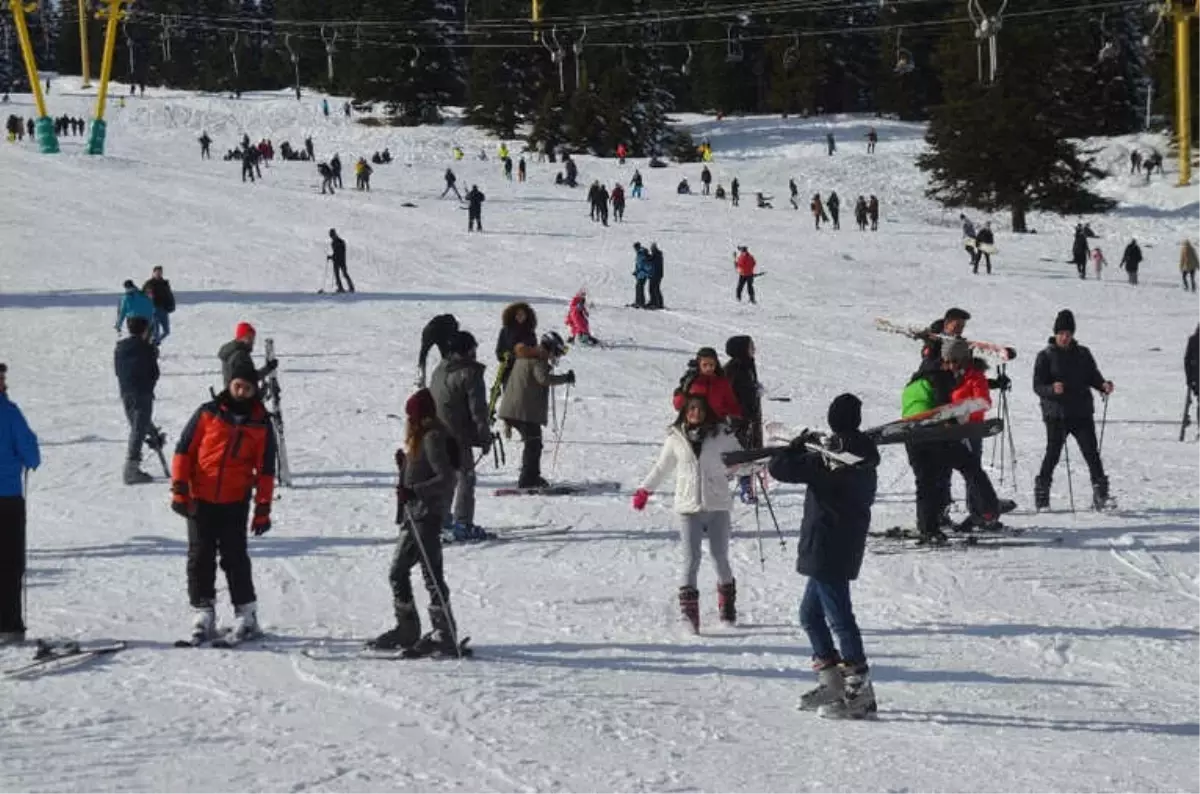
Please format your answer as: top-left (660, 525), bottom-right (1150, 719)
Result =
top-left (0, 362), bottom-right (41, 644)
top-left (632, 242), bottom-right (653, 308)
top-left (115, 280), bottom-right (154, 333)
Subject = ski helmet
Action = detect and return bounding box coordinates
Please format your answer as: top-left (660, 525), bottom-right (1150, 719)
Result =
top-left (541, 331), bottom-right (567, 356)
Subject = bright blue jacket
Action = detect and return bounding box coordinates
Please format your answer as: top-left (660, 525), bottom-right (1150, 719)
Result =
top-left (115, 287), bottom-right (155, 330)
top-left (634, 248), bottom-right (653, 280)
top-left (0, 393), bottom-right (39, 497)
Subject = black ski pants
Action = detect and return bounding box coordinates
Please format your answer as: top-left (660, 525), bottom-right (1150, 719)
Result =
top-left (441, 184), bottom-right (461, 200)
top-left (468, 211), bottom-right (482, 232)
top-left (389, 510), bottom-right (454, 645)
top-left (0, 497), bottom-right (27, 634)
top-left (122, 392), bottom-right (154, 464)
top-left (634, 278), bottom-right (647, 307)
top-left (973, 253), bottom-right (992, 274)
top-left (830, 208), bottom-right (840, 230)
top-left (333, 261), bottom-right (354, 292)
top-left (1037, 417), bottom-right (1107, 488)
top-left (509, 420), bottom-right (544, 486)
top-left (648, 276), bottom-right (664, 308)
top-left (911, 438), bottom-right (999, 532)
top-left (187, 501), bottom-right (256, 609)
top-left (736, 275), bottom-right (756, 303)
top-left (1184, 271), bottom-right (1196, 291)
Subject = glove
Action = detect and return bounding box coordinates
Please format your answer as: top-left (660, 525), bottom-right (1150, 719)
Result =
top-left (789, 429), bottom-right (822, 449)
top-left (564, 370), bottom-right (576, 385)
top-left (170, 481), bottom-right (194, 518)
top-left (394, 448), bottom-right (407, 471)
top-left (989, 373), bottom-right (1012, 392)
top-left (632, 488), bottom-right (650, 511)
top-left (396, 485), bottom-right (415, 505)
top-left (251, 503), bottom-right (272, 536)
top-left (263, 358), bottom-right (279, 374)
top-left (479, 435), bottom-right (493, 456)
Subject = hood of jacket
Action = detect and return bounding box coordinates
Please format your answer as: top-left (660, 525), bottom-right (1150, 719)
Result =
top-left (501, 301), bottom-right (537, 330)
top-left (725, 335), bottom-right (753, 361)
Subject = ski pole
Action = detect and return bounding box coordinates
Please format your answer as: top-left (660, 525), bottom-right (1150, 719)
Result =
top-left (1064, 443), bottom-right (1076, 514)
top-left (22, 470), bottom-right (28, 632)
top-left (401, 503), bottom-right (464, 659)
top-left (550, 382), bottom-right (571, 476)
top-left (754, 469), bottom-right (786, 548)
top-left (1098, 393), bottom-right (1110, 456)
top-left (1004, 392), bottom-right (1018, 491)
top-left (752, 475), bottom-right (765, 571)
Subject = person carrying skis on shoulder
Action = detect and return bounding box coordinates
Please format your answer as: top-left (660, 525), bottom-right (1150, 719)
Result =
top-left (1032, 310), bottom-right (1114, 511)
top-left (218, 322), bottom-right (277, 390)
top-left (948, 351), bottom-right (1011, 530)
top-left (115, 279), bottom-right (154, 334)
top-left (734, 246), bottom-right (757, 304)
top-left (672, 347), bottom-right (742, 421)
top-left (430, 333), bottom-right (491, 542)
top-left (565, 290), bottom-right (597, 346)
top-left (633, 394), bottom-right (744, 632)
top-left (369, 389), bottom-right (462, 655)
top-left (171, 354), bottom-right (276, 644)
top-left (0, 363), bottom-right (40, 645)
top-left (496, 332), bottom-right (575, 489)
top-left (114, 316), bottom-right (161, 485)
top-left (767, 394), bottom-right (879, 719)
top-left (417, 314), bottom-right (460, 389)
top-left (724, 335), bottom-right (761, 504)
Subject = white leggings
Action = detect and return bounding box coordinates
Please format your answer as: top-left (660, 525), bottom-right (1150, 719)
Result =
top-left (678, 510), bottom-right (734, 588)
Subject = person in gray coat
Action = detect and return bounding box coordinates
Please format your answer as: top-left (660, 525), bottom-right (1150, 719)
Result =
top-left (497, 332), bottom-right (575, 489)
top-left (429, 331), bottom-right (491, 540)
top-left (113, 316), bottom-right (160, 484)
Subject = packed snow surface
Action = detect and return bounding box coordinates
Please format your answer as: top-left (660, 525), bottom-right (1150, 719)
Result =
top-left (0, 83), bottom-right (1197, 793)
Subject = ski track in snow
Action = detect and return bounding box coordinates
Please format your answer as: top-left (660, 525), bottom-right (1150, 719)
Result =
top-left (0, 84), bottom-right (1197, 792)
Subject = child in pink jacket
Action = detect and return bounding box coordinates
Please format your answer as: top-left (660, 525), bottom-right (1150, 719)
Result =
top-left (565, 291), bottom-right (598, 346)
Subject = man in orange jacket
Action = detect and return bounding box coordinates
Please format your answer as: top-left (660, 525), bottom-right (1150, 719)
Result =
top-left (171, 355), bottom-right (277, 644)
top-left (734, 246), bottom-right (757, 304)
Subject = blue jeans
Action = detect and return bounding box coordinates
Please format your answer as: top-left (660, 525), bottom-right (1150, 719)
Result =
top-left (799, 577), bottom-right (865, 665)
top-left (153, 310), bottom-right (170, 344)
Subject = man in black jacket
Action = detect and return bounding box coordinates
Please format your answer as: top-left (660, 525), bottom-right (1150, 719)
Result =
top-left (648, 243), bottom-right (665, 309)
top-left (327, 229), bottom-right (354, 293)
top-left (767, 394), bottom-right (879, 720)
top-left (142, 266), bottom-right (176, 345)
top-left (466, 185), bottom-right (485, 232)
top-left (417, 314), bottom-right (460, 389)
top-left (973, 222), bottom-right (994, 275)
top-left (1186, 326), bottom-right (1199, 398)
top-left (114, 317), bottom-right (160, 484)
top-left (1033, 310), bottom-right (1115, 510)
top-left (725, 335), bottom-right (761, 503)
top-left (1119, 239), bottom-right (1142, 286)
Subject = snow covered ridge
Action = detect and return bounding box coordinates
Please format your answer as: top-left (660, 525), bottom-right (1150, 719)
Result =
top-left (0, 82), bottom-right (1197, 792)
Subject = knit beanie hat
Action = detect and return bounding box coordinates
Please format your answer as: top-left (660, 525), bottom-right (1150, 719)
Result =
top-left (405, 388), bottom-right (437, 421)
top-left (1053, 309), bottom-right (1076, 334)
top-left (235, 321), bottom-right (256, 341)
top-left (126, 316), bottom-right (150, 337)
top-left (942, 338), bottom-right (972, 365)
top-left (123, 279), bottom-right (136, 290)
top-left (827, 393), bottom-right (863, 434)
top-left (227, 356), bottom-right (258, 387)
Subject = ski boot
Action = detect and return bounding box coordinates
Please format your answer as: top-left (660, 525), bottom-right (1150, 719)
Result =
top-left (737, 475), bottom-right (757, 504)
top-left (799, 657), bottom-right (844, 711)
top-left (407, 630), bottom-right (462, 658)
top-left (915, 529), bottom-right (948, 547)
top-left (123, 461), bottom-right (153, 485)
top-left (229, 601), bottom-right (261, 642)
top-left (1034, 478), bottom-right (1050, 512)
top-left (448, 521), bottom-right (490, 542)
top-left (678, 586), bottom-right (700, 633)
top-left (1092, 479), bottom-right (1115, 511)
top-left (189, 604), bottom-right (217, 644)
top-left (717, 580), bottom-right (737, 625)
top-left (0, 630), bottom-right (27, 646)
top-left (368, 603), bottom-right (421, 650)
top-left (818, 663), bottom-right (878, 720)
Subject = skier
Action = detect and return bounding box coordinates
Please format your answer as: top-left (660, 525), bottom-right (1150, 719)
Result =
top-left (142, 266), bottom-right (176, 345)
top-left (0, 363), bottom-right (40, 645)
top-left (115, 279), bottom-right (155, 333)
top-left (1180, 239), bottom-right (1198, 292)
top-left (648, 243), bottom-right (665, 310)
top-left (632, 242), bottom-right (652, 308)
top-left (199, 131), bottom-right (212, 159)
top-left (518, 157), bottom-right (526, 183)
top-left (671, 347), bottom-right (742, 420)
top-left (826, 132), bottom-right (836, 155)
top-left (973, 222), bottom-right (995, 275)
top-left (734, 245), bottom-right (757, 304)
top-left (1071, 225), bottom-right (1090, 279)
top-left (789, 178), bottom-right (799, 210)
top-left (1090, 246), bottom-right (1106, 280)
top-left (318, 162), bottom-right (335, 195)
top-left (724, 335), bottom-right (761, 504)
top-left (1118, 238), bottom-right (1142, 286)
top-left (630, 169), bottom-right (644, 198)
top-left (495, 302), bottom-right (540, 371)
top-left (948, 349), bottom-right (1008, 529)
top-left (632, 393), bottom-right (743, 632)
top-left (810, 194), bottom-right (826, 230)
top-left (611, 183), bottom-right (626, 222)
top-left (767, 393), bottom-right (879, 719)
top-left (114, 316), bottom-right (161, 485)
top-left (565, 290), bottom-right (598, 346)
top-left (465, 185), bottom-right (485, 232)
top-left (730, 177), bottom-right (740, 207)
top-left (496, 332), bottom-right (575, 489)
top-left (429, 333), bottom-right (492, 541)
top-left (218, 322), bottom-right (278, 388)
top-left (441, 168), bottom-right (461, 199)
top-left (171, 354), bottom-right (276, 644)
top-left (417, 314), bottom-right (460, 389)
top-left (369, 389), bottom-right (462, 653)
top-left (327, 229), bottom-right (354, 293)
top-left (700, 166), bottom-right (712, 196)
top-left (1033, 310), bottom-right (1114, 511)
top-left (827, 191), bottom-right (840, 230)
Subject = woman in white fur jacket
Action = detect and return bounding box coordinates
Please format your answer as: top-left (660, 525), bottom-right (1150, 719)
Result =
top-left (632, 393), bottom-right (743, 631)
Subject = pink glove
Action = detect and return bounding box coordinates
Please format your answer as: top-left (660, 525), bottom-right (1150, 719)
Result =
top-left (632, 488), bottom-right (650, 511)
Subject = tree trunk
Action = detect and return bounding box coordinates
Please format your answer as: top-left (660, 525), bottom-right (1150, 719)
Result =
top-left (1010, 198), bottom-right (1028, 233)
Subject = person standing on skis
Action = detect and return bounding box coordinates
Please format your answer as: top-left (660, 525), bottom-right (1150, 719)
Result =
top-left (734, 246), bottom-right (757, 304)
top-left (724, 335), bottom-right (761, 503)
top-left (496, 332), bottom-right (575, 489)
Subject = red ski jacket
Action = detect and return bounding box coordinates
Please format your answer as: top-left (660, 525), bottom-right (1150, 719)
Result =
top-left (673, 374), bottom-right (743, 420)
top-left (950, 367), bottom-right (991, 423)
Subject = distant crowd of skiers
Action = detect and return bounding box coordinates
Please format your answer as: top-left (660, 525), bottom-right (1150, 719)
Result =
top-left (5, 114), bottom-right (87, 142)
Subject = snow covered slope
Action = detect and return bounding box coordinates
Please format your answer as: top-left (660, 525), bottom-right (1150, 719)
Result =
top-left (0, 82), bottom-right (1197, 793)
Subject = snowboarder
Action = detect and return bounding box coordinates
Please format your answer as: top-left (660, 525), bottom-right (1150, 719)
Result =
top-left (142, 266), bottom-right (176, 345)
top-left (1118, 238), bottom-right (1142, 285)
top-left (672, 347), bottom-right (742, 421)
top-left (114, 317), bottom-right (161, 485)
top-left (0, 363), bottom-right (40, 645)
top-left (496, 333), bottom-right (575, 489)
top-left (973, 222), bottom-right (995, 275)
top-left (734, 246), bottom-right (757, 304)
top-left (327, 229), bottom-right (354, 292)
top-left (724, 335), bottom-right (761, 503)
top-left (730, 178), bottom-right (740, 207)
top-left (171, 354), bottom-right (276, 644)
top-left (632, 242), bottom-right (652, 308)
top-left (1032, 310), bottom-right (1115, 511)
top-left (417, 314), bottom-right (460, 389)
top-left (632, 393), bottom-right (743, 632)
top-left (565, 290), bottom-right (598, 346)
top-left (369, 389), bottom-right (461, 654)
top-left (700, 166), bottom-right (712, 196)
top-left (318, 162), bottom-right (335, 195)
top-left (648, 243), bottom-right (665, 309)
top-left (115, 279), bottom-right (155, 333)
top-left (827, 191), bottom-right (840, 230)
top-left (199, 131), bottom-right (212, 159)
top-left (465, 185), bottom-right (485, 232)
top-left (441, 168), bottom-right (461, 199)
top-left (767, 393), bottom-right (879, 720)
top-left (1180, 239), bottom-right (1198, 292)
top-left (429, 333), bottom-right (491, 541)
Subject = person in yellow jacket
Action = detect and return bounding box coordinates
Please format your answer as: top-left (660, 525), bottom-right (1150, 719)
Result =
top-left (1180, 239), bottom-right (1198, 292)
top-left (354, 157), bottom-right (372, 191)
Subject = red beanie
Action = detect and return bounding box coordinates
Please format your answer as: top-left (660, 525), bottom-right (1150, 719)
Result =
top-left (235, 321), bottom-right (256, 340)
top-left (405, 389), bottom-right (436, 421)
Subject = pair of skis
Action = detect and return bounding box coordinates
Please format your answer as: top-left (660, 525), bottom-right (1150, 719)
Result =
top-left (874, 317), bottom-right (1017, 363)
top-left (3, 639), bottom-right (127, 678)
top-left (263, 339), bottom-right (292, 488)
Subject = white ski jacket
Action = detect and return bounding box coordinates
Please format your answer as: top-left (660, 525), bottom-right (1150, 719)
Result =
top-left (639, 426), bottom-right (743, 514)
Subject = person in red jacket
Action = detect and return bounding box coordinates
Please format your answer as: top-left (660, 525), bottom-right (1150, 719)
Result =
top-left (945, 344), bottom-right (1009, 530)
top-left (171, 355), bottom-right (276, 644)
top-left (672, 347), bottom-right (743, 421)
top-left (734, 246), bottom-right (757, 304)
